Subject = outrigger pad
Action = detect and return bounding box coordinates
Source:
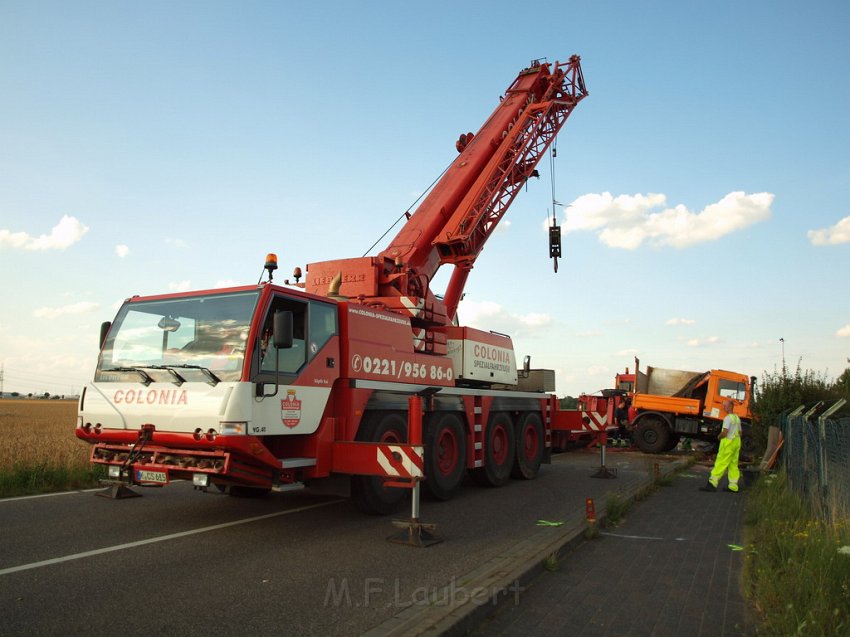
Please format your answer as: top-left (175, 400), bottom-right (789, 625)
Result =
top-left (387, 518), bottom-right (443, 548)
top-left (96, 482), bottom-right (142, 499)
top-left (591, 466), bottom-right (618, 479)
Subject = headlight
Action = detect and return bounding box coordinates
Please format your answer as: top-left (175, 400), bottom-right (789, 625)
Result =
top-left (220, 421), bottom-right (247, 435)
top-left (192, 473), bottom-right (209, 487)
top-left (108, 465), bottom-right (121, 478)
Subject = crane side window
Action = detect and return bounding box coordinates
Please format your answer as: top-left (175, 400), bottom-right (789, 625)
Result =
top-left (259, 298), bottom-right (307, 376)
top-left (308, 301), bottom-right (337, 357)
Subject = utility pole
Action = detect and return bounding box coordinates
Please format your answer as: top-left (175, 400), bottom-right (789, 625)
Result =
top-left (0, 362), bottom-right (4, 398)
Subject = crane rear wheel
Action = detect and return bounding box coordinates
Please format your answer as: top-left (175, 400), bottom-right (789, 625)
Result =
top-left (471, 412), bottom-right (515, 487)
top-left (511, 412), bottom-right (544, 480)
top-left (423, 412), bottom-right (467, 500)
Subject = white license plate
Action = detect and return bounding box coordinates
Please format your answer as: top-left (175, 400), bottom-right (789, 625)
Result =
top-left (135, 469), bottom-right (168, 484)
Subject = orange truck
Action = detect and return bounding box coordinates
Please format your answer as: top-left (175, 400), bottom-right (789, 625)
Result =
top-left (626, 360), bottom-right (756, 455)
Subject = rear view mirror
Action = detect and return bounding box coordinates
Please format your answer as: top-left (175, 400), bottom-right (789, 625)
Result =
top-left (99, 322), bottom-right (111, 350)
top-left (273, 310), bottom-right (293, 349)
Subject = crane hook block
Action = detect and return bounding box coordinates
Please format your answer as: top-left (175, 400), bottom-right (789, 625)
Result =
top-left (549, 224), bottom-right (562, 273)
top-left (549, 224), bottom-right (562, 259)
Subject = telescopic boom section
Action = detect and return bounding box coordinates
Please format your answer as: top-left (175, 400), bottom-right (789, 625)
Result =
top-left (384, 56), bottom-right (586, 319)
top-left (306, 56), bottom-right (586, 337)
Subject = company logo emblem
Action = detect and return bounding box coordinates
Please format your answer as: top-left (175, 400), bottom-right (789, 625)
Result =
top-left (280, 390), bottom-right (302, 428)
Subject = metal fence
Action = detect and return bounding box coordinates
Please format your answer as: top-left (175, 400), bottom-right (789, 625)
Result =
top-left (781, 401), bottom-right (849, 524)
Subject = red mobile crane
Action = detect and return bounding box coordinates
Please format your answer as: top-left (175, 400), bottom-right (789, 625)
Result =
top-left (76, 57), bottom-right (588, 514)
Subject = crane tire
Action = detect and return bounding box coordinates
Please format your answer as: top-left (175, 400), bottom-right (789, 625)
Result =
top-left (511, 412), bottom-right (544, 480)
top-left (471, 412), bottom-right (515, 487)
top-left (422, 412), bottom-right (467, 500)
top-left (350, 412), bottom-right (409, 515)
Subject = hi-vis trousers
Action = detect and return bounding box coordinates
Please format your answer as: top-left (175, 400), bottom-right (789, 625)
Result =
top-left (709, 437), bottom-right (742, 491)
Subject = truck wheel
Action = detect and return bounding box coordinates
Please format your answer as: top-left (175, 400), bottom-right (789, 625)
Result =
top-left (351, 412), bottom-right (409, 515)
top-left (634, 418), bottom-right (671, 454)
top-left (423, 412), bottom-right (467, 500)
top-left (741, 432), bottom-right (756, 460)
top-left (663, 434), bottom-right (680, 452)
top-left (472, 412), bottom-right (515, 487)
top-left (511, 412), bottom-right (544, 480)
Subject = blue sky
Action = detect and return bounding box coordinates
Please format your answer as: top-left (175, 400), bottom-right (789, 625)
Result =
top-left (1, 1), bottom-right (848, 397)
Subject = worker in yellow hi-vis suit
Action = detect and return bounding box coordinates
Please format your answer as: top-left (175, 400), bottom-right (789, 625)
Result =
top-left (700, 399), bottom-right (742, 492)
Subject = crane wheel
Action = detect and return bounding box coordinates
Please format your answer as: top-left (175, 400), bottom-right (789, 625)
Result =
top-left (423, 412), bottom-right (467, 500)
top-left (471, 412), bottom-right (515, 487)
top-left (511, 412), bottom-right (544, 480)
top-left (351, 412), bottom-right (409, 515)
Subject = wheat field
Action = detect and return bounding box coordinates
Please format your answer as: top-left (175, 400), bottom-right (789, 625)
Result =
top-left (0, 399), bottom-right (90, 474)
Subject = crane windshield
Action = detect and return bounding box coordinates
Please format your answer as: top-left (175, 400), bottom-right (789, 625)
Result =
top-left (96, 291), bottom-right (259, 384)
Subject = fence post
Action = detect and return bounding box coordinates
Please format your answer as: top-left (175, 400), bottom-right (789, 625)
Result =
top-left (781, 406), bottom-right (805, 488)
top-left (818, 400), bottom-right (847, 520)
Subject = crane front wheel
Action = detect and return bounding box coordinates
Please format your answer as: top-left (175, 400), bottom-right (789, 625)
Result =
top-left (351, 412), bottom-right (409, 515)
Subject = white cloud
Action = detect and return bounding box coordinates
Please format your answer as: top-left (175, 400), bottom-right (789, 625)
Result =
top-left (0, 215), bottom-right (89, 251)
top-left (33, 301), bottom-right (100, 318)
top-left (214, 279), bottom-right (241, 288)
top-left (518, 312), bottom-right (551, 327)
top-left (808, 215), bottom-right (850, 246)
top-left (586, 365), bottom-right (610, 376)
top-left (166, 238), bottom-right (189, 248)
top-left (457, 298), bottom-right (551, 335)
top-left (115, 244), bottom-right (130, 258)
top-left (551, 191), bottom-right (773, 250)
top-left (687, 336), bottom-right (720, 347)
top-left (493, 219), bottom-right (512, 235)
top-left (616, 348), bottom-right (639, 357)
top-left (837, 324), bottom-right (850, 338)
top-left (666, 317), bottom-right (696, 326)
top-left (168, 280), bottom-right (192, 292)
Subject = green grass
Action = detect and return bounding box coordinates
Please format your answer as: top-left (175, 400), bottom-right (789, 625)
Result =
top-left (743, 472), bottom-right (850, 636)
top-left (0, 464), bottom-right (106, 498)
top-left (604, 492), bottom-right (632, 527)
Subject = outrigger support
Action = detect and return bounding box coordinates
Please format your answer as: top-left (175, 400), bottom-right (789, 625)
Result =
top-left (387, 392), bottom-right (444, 547)
top-left (96, 481), bottom-right (141, 499)
top-left (95, 423), bottom-right (156, 499)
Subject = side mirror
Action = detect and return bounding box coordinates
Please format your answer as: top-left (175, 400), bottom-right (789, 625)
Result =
top-left (273, 310), bottom-right (294, 349)
top-left (99, 321), bottom-right (111, 350)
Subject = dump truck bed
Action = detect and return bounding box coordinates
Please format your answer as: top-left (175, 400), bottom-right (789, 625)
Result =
top-left (631, 393), bottom-right (701, 416)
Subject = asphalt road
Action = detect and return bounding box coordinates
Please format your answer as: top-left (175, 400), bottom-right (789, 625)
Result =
top-left (0, 451), bottom-right (665, 637)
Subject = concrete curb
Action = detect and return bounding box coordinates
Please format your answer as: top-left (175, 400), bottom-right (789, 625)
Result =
top-left (362, 456), bottom-right (692, 637)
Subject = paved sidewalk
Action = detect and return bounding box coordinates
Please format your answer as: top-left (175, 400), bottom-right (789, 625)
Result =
top-left (472, 464), bottom-right (753, 637)
top-left (363, 451), bottom-right (691, 637)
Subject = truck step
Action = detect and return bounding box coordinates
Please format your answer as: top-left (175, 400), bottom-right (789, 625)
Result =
top-left (272, 482), bottom-right (306, 493)
top-left (280, 457), bottom-right (317, 469)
